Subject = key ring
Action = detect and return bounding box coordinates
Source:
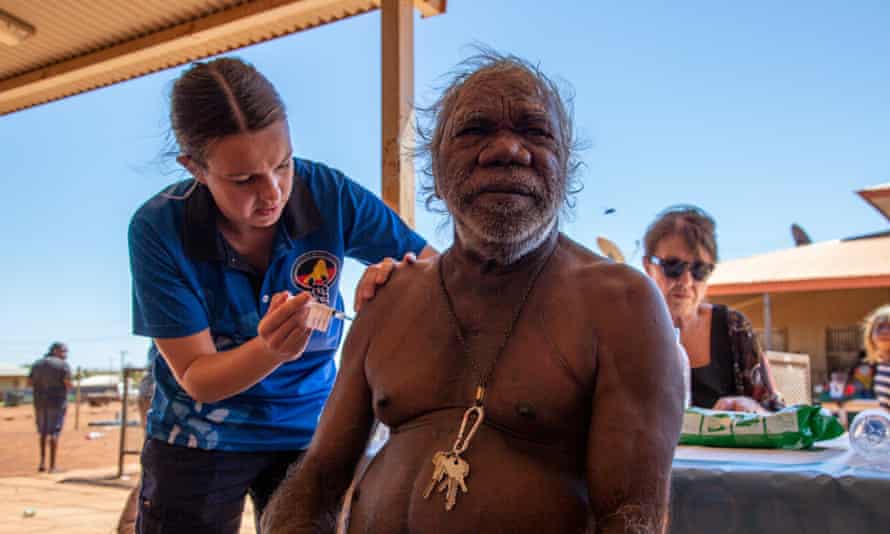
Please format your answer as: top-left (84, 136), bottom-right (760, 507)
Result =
top-left (451, 405), bottom-right (484, 454)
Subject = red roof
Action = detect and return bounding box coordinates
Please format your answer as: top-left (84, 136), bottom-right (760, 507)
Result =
top-left (708, 235), bottom-right (890, 296)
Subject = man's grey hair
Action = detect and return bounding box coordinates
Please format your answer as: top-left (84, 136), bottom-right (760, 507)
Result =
top-left (415, 46), bottom-right (585, 216)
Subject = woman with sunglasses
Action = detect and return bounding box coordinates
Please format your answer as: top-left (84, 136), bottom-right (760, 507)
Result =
top-left (643, 206), bottom-right (782, 413)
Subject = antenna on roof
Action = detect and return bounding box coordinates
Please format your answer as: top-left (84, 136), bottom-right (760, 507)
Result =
top-left (596, 236), bottom-right (625, 263)
top-left (791, 223), bottom-right (812, 246)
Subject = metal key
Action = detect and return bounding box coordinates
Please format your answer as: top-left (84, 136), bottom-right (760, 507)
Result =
top-left (423, 451), bottom-right (450, 499)
top-left (423, 403), bottom-right (484, 511)
top-left (437, 452), bottom-right (469, 511)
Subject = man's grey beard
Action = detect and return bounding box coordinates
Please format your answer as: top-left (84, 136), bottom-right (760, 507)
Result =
top-left (455, 215), bottom-right (557, 266)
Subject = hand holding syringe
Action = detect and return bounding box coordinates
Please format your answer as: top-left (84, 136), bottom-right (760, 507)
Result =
top-left (304, 300), bottom-right (354, 332)
top-left (259, 292), bottom-right (354, 363)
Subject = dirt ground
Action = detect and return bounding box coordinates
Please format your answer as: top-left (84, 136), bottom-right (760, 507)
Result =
top-left (0, 402), bottom-right (144, 478)
top-left (0, 402), bottom-right (261, 534)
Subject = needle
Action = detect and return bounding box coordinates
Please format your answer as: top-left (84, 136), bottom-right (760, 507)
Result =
top-left (305, 300), bottom-right (354, 332)
top-left (331, 310), bottom-right (354, 321)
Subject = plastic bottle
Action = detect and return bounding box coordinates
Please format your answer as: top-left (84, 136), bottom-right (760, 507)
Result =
top-left (849, 409), bottom-right (890, 464)
top-left (676, 328), bottom-right (691, 410)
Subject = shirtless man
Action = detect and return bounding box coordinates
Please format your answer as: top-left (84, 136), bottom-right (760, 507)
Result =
top-left (262, 51), bottom-right (683, 534)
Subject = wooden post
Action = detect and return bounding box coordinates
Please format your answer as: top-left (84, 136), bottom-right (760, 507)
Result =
top-left (74, 367), bottom-right (81, 430)
top-left (118, 368), bottom-right (130, 478)
top-left (381, 0), bottom-right (415, 227)
top-left (763, 292), bottom-right (772, 351)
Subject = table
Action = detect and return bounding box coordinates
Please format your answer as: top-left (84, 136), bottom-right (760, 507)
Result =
top-left (669, 436), bottom-right (890, 533)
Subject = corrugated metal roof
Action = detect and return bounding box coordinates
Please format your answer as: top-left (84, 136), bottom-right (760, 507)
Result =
top-left (0, 0), bottom-right (445, 115)
top-left (708, 235), bottom-right (890, 295)
top-left (2, 0), bottom-right (240, 77)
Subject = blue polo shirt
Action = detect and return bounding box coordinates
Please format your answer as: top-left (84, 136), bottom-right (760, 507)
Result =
top-left (129, 157), bottom-right (425, 451)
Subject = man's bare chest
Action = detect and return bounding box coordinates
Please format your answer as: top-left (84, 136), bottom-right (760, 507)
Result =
top-left (364, 311), bottom-right (593, 445)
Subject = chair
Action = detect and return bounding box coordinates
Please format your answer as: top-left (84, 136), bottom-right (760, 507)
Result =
top-left (765, 351), bottom-right (812, 406)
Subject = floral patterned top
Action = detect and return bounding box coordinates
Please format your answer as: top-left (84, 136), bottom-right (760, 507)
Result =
top-left (726, 307), bottom-right (784, 411)
top-left (691, 305), bottom-right (784, 411)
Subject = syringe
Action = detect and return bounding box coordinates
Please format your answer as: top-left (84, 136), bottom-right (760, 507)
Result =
top-left (305, 301), bottom-right (354, 332)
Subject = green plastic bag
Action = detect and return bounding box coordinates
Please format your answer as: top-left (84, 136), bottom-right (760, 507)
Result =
top-left (679, 405), bottom-right (844, 449)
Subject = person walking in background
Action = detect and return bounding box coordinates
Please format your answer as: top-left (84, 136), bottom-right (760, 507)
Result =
top-left (862, 305), bottom-right (890, 411)
top-left (642, 206), bottom-right (783, 413)
top-left (129, 56), bottom-right (434, 534)
top-left (28, 342), bottom-right (72, 473)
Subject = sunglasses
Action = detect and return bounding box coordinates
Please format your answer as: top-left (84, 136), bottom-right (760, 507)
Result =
top-left (648, 255), bottom-right (714, 282)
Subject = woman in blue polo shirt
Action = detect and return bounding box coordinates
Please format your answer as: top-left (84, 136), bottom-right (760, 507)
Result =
top-left (128, 57), bottom-right (433, 533)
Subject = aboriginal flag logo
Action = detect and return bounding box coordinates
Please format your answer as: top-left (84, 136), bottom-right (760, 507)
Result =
top-left (291, 251), bottom-right (340, 304)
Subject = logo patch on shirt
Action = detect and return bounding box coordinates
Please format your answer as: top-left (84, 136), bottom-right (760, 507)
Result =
top-left (291, 251), bottom-right (340, 304)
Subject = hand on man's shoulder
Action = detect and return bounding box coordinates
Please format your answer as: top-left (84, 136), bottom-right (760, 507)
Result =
top-left (363, 256), bottom-right (437, 305)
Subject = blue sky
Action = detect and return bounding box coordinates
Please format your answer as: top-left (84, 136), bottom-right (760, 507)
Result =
top-left (1, 0), bottom-right (888, 370)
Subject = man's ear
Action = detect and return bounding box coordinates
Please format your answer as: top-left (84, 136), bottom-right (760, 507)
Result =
top-left (177, 155), bottom-right (206, 185)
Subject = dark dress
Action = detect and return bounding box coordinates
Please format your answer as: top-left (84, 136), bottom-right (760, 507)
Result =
top-left (691, 304), bottom-right (783, 411)
top-left (28, 355), bottom-right (72, 436)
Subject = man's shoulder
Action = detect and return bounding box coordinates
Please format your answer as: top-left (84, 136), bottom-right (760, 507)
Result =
top-left (354, 259), bottom-right (438, 323)
top-left (341, 259), bottom-right (437, 357)
top-left (553, 234), bottom-right (654, 300)
top-left (375, 258), bottom-right (438, 303)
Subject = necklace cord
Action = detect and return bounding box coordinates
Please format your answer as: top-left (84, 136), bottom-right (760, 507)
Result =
top-left (437, 241), bottom-right (556, 405)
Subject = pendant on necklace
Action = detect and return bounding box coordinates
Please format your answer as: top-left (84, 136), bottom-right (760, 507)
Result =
top-left (429, 250), bottom-right (552, 511)
top-left (422, 403), bottom-right (484, 511)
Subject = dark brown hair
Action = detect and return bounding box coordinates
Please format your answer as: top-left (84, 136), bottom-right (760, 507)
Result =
top-left (170, 57), bottom-right (286, 167)
top-left (643, 205), bottom-right (718, 262)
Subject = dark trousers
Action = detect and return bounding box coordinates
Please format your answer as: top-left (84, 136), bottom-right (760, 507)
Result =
top-left (136, 438), bottom-right (303, 534)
